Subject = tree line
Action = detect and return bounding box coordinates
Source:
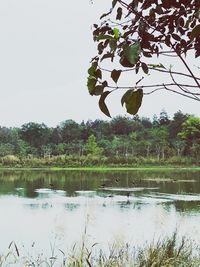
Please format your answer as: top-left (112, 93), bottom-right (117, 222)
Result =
top-left (0, 110), bottom-right (199, 166)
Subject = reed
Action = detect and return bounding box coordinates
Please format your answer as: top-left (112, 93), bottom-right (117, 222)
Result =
top-left (1, 233), bottom-right (200, 267)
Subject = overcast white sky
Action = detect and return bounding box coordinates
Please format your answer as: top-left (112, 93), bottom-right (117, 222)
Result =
top-left (0, 0), bottom-right (199, 127)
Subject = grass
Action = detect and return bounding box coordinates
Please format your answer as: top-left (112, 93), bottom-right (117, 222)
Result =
top-left (1, 166), bottom-right (200, 172)
top-left (0, 155), bottom-right (200, 170)
top-left (50, 166), bottom-right (200, 172)
top-left (1, 233), bottom-right (200, 267)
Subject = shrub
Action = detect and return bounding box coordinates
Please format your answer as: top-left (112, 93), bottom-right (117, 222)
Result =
top-left (1, 155), bottom-right (20, 166)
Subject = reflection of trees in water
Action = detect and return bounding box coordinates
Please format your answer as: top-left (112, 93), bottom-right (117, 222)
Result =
top-left (163, 200), bottom-right (200, 214)
top-left (24, 203), bottom-right (40, 209)
top-left (117, 201), bottom-right (143, 211)
top-left (64, 203), bottom-right (80, 211)
top-left (24, 202), bottom-right (53, 210)
top-left (0, 170), bottom-right (199, 200)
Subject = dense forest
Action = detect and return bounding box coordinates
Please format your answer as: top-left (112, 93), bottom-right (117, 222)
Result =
top-left (0, 110), bottom-right (199, 167)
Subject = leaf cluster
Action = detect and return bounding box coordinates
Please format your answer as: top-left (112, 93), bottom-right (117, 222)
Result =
top-left (87, 0), bottom-right (200, 117)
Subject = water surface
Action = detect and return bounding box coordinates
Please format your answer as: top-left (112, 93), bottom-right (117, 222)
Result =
top-left (0, 169), bottom-right (200, 254)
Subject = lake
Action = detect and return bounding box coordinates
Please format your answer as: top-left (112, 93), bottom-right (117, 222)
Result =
top-left (0, 169), bottom-right (200, 256)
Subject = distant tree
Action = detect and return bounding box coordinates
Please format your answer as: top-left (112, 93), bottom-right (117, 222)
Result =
top-left (129, 132), bottom-right (137, 156)
top-left (111, 136), bottom-right (121, 156)
top-left (140, 117), bottom-right (152, 129)
top-left (0, 127), bottom-right (13, 144)
top-left (0, 143), bottom-right (15, 156)
top-left (172, 139), bottom-right (186, 157)
top-left (179, 115), bottom-right (200, 156)
top-left (49, 126), bottom-right (62, 144)
top-left (150, 126), bottom-right (169, 160)
top-left (90, 119), bottom-right (112, 140)
top-left (169, 111), bottom-right (188, 140)
top-left (158, 110), bottom-right (170, 126)
top-left (85, 134), bottom-right (104, 156)
top-left (60, 120), bottom-right (81, 143)
top-left (15, 139), bottom-right (30, 158)
top-left (20, 123), bottom-right (50, 155)
top-left (97, 138), bottom-right (112, 156)
top-left (134, 129), bottom-right (152, 157)
top-left (41, 145), bottom-right (52, 158)
top-left (110, 116), bottom-right (133, 135)
top-left (88, 0), bottom-right (200, 117)
top-left (191, 141), bottom-right (200, 158)
top-left (152, 115), bottom-right (159, 127)
top-left (54, 143), bottom-right (65, 155)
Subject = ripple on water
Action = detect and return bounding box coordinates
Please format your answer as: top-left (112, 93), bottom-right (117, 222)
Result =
top-left (35, 188), bottom-right (66, 195)
top-left (145, 192), bottom-right (200, 202)
top-left (74, 191), bottom-right (97, 198)
top-left (101, 187), bottom-right (159, 192)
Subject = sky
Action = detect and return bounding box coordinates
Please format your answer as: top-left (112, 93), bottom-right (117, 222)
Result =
top-left (0, 0), bottom-right (199, 127)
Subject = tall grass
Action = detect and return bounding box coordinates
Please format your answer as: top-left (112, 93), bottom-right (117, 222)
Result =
top-left (1, 233), bottom-right (200, 266)
top-left (0, 155), bottom-right (199, 168)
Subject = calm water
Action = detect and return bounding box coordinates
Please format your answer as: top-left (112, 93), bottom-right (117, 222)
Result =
top-left (0, 169), bottom-right (200, 254)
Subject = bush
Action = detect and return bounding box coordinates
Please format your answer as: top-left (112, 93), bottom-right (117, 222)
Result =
top-left (1, 155), bottom-right (20, 166)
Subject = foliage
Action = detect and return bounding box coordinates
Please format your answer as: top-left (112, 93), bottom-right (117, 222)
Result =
top-left (179, 115), bottom-right (200, 155)
top-left (88, 0), bottom-right (200, 117)
top-left (0, 144), bottom-right (15, 157)
top-left (0, 155), bottom-right (20, 167)
top-left (20, 122), bottom-right (50, 155)
top-left (0, 110), bottom-right (199, 165)
top-left (85, 134), bottom-right (104, 156)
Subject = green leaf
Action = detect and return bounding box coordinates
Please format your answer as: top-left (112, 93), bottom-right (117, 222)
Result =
top-left (96, 35), bottom-right (113, 41)
top-left (190, 25), bottom-right (200, 40)
top-left (148, 63), bottom-right (166, 69)
top-left (111, 69), bottom-right (122, 83)
top-left (124, 43), bottom-right (141, 65)
top-left (99, 91), bottom-right (111, 117)
top-left (87, 77), bottom-right (97, 95)
top-left (88, 62), bottom-right (98, 76)
top-left (113, 28), bottom-right (120, 40)
top-left (121, 89), bottom-right (143, 115)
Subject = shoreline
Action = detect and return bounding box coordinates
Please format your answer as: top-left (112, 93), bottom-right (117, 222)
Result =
top-left (0, 166), bottom-right (200, 171)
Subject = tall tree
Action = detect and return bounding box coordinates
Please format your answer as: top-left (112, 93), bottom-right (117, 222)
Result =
top-left (169, 110), bottom-right (188, 139)
top-left (20, 123), bottom-right (50, 154)
top-left (179, 115), bottom-right (200, 156)
top-left (60, 120), bottom-right (81, 143)
top-left (150, 126), bottom-right (169, 160)
top-left (110, 116), bottom-right (133, 135)
top-left (85, 134), bottom-right (104, 156)
top-left (158, 110), bottom-right (170, 126)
